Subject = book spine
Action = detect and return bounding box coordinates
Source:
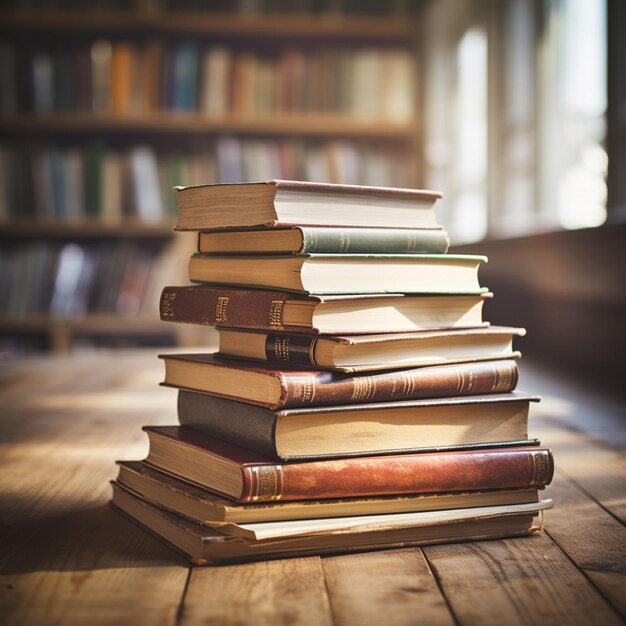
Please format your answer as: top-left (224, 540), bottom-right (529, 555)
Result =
top-left (278, 360), bottom-right (519, 409)
top-left (299, 227), bottom-right (450, 254)
top-left (178, 391), bottom-right (278, 458)
top-left (239, 448), bottom-right (554, 502)
top-left (160, 285), bottom-right (305, 331)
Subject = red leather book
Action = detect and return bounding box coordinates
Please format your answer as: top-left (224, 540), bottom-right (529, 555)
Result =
top-left (160, 353), bottom-right (518, 410)
top-left (142, 426), bottom-right (554, 503)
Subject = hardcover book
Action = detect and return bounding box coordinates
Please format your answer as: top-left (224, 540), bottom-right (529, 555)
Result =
top-left (187, 253), bottom-right (488, 295)
top-left (174, 389), bottom-right (537, 460)
top-left (141, 426), bottom-right (553, 501)
top-left (160, 285), bottom-right (490, 334)
top-left (160, 354), bottom-right (520, 410)
top-left (197, 226), bottom-right (450, 255)
top-left (111, 483), bottom-right (551, 565)
top-left (116, 460), bottom-right (541, 525)
top-left (216, 326), bottom-right (525, 372)
top-left (174, 180), bottom-right (443, 230)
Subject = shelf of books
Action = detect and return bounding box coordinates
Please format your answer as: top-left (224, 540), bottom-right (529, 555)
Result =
top-left (0, 1), bottom-right (422, 353)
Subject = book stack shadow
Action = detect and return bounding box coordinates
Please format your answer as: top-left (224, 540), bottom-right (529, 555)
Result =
top-left (110, 180), bottom-right (554, 565)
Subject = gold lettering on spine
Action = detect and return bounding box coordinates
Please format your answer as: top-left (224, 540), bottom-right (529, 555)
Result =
top-left (531, 452), bottom-right (548, 486)
top-left (215, 296), bottom-right (229, 323)
top-left (269, 300), bottom-right (284, 327)
top-left (291, 375), bottom-right (316, 404)
top-left (400, 371), bottom-right (414, 398)
top-left (161, 291), bottom-right (176, 319)
top-left (351, 376), bottom-right (376, 401)
top-left (273, 337), bottom-right (290, 361)
top-left (251, 466), bottom-right (283, 501)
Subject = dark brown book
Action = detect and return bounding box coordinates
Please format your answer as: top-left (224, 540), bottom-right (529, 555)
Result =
top-left (160, 353), bottom-right (519, 410)
top-left (175, 389), bottom-right (537, 460)
top-left (217, 326), bottom-right (525, 372)
top-left (173, 179), bottom-right (442, 230)
top-left (160, 285), bottom-right (490, 334)
top-left (142, 426), bottom-right (553, 503)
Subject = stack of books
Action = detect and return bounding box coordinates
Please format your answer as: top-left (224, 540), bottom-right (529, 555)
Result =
top-left (111, 180), bottom-right (553, 565)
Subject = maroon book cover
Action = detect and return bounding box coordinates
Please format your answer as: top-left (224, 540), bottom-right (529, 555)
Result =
top-left (143, 426), bottom-right (553, 503)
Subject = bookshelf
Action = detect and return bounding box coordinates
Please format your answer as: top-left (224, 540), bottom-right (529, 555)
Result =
top-left (0, 2), bottom-right (423, 353)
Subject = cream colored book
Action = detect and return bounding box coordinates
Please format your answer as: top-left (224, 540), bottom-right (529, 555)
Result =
top-left (111, 483), bottom-right (550, 565)
top-left (217, 326), bottom-right (525, 372)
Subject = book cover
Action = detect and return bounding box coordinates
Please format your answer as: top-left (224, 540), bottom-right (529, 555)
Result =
top-left (217, 326), bottom-right (524, 371)
top-left (174, 386), bottom-right (533, 459)
top-left (159, 285), bottom-right (490, 334)
top-left (143, 426), bottom-right (552, 502)
top-left (187, 253), bottom-right (488, 296)
top-left (164, 354), bottom-right (520, 409)
top-left (197, 226), bottom-right (451, 255)
top-left (174, 179), bottom-right (442, 230)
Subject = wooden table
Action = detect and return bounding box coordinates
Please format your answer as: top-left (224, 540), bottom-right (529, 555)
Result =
top-left (1, 349), bottom-right (624, 626)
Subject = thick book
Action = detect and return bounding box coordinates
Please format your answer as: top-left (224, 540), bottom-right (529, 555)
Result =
top-left (216, 326), bottom-right (525, 372)
top-left (160, 354), bottom-right (519, 410)
top-left (175, 390), bottom-right (536, 459)
top-left (174, 180), bottom-right (442, 230)
top-left (142, 426), bottom-right (552, 501)
top-left (188, 253), bottom-right (487, 295)
top-left (197, 226), bottom-right (450, 255)
top-left (111, 484), bottom-right (550, 565)
top-left (116, 460), bottom-right (540, 525)
top-left (160, 285), bottom-right (490, 334)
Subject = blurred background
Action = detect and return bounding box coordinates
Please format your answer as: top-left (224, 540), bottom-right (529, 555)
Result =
top-left (0, 0), bottom-right (623, 394)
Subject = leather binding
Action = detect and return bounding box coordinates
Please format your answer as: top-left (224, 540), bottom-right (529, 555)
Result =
top-left (143, 426), bottom-right (554, 503)
top-left (176, 388), bottom-right (535, 460)
top-left (163, 354), bottom-right (519, 410)
top-left (159, 285), bottom-right (489, 334)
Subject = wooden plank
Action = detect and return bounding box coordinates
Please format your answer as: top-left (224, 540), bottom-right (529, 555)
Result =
top-left (321, 548), bottom-right (454, 626)
top-left (533, 416), bottom-right (626, 522)
top-left (423, 533), bottom-right (623, 626)
top-left (543, 473), bottom-right (626, 618)
top-left (181, 557), bottom-right (333, 626)
top-left (0, 352), bottom-right (189, 626)
top-left (0, 506), bottom-right (189, 626)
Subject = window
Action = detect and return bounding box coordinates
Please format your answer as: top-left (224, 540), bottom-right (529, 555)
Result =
top-left (423, 0), bottom-right (607, 243)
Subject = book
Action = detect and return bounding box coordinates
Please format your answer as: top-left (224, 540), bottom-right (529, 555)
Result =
top-left (159, 285), bottom-right (490, 334)
top-left (114, 480), bottom-right (550, 542)
top-left (216, 326), bottom-right (525, 372)
top-left (141, 426), bottom-right (552, 501)
top-left (174, 389), bottom-right (536, 459)
top-left (197, 226), bottom-right (450, 255)
top-left (111, 483), bottom-right (551, 565)
top-left (188, 253), bottom-right (487, 295)
top-left (173, 180), bottom-right (442, 230)
top-left (116, 460), bottom-right (541, 525)
top-left (160, 354), bottom-right (518, 410)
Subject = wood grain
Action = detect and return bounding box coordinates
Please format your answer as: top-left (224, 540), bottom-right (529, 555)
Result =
top-left (533, 416), bottom-right (626, 522)
top-left (1, 350), bottom-right (624, 625)
top-left (423, 533), bottom-right (623, 626)
top-left (321, 548), bottom-right (454, 626)
top-left (0, 352), bottom-right (188, 626)
top-left (543, 473), bottom-right (626, 618)
top-left (181, 557), bottom-right (333, 626)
